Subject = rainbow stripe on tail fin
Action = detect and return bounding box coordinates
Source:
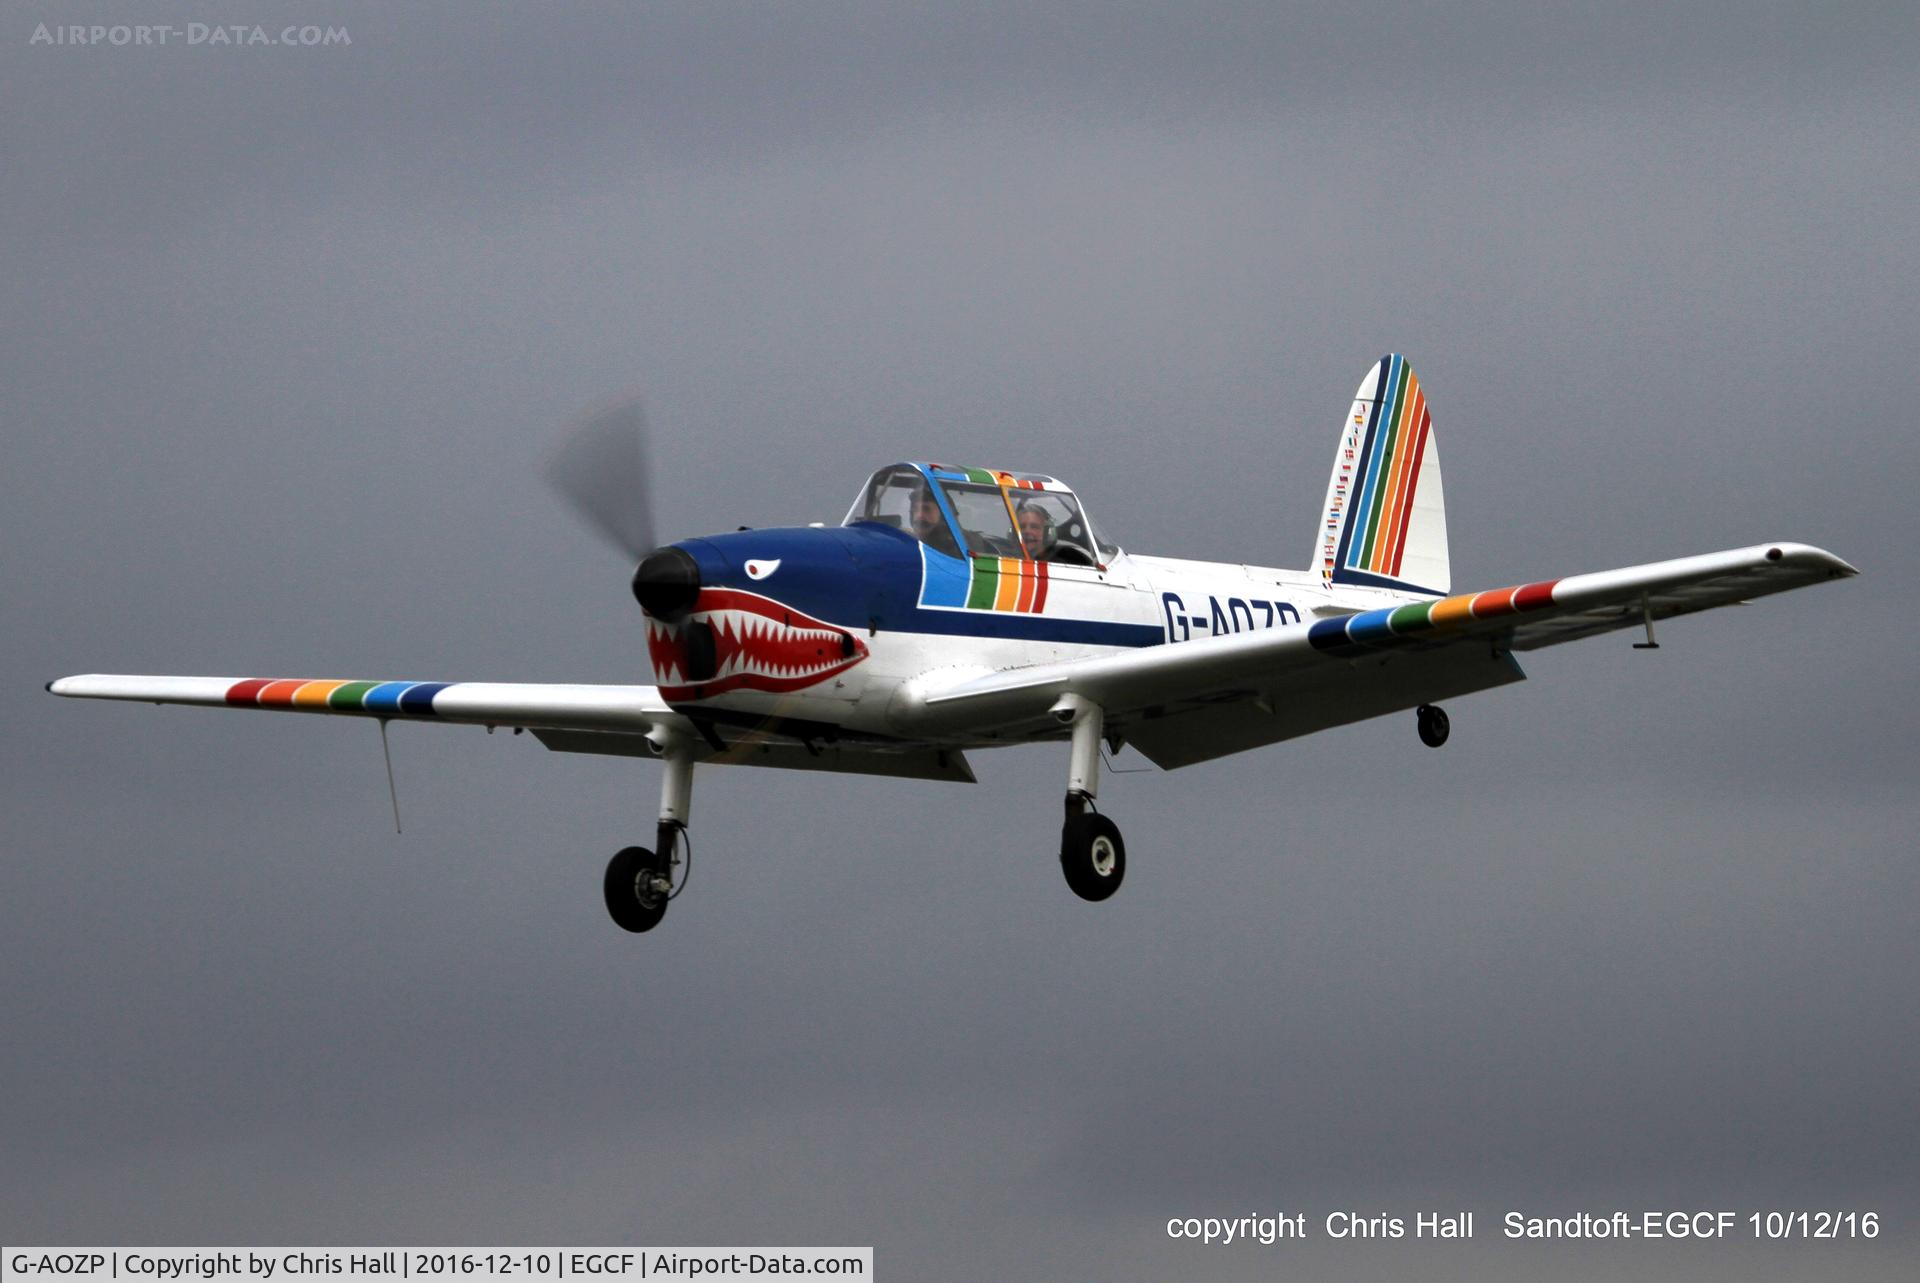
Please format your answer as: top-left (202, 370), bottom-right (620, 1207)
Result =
top-left (1315, 354), bottom-right (1450, 596)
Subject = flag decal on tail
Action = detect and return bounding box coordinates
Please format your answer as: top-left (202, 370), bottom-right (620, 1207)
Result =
top-left (1316, 354), bottom-right (1450, 596)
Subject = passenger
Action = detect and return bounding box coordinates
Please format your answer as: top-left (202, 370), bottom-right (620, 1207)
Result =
top-left (1016, 501), bottom-right (1055, 561)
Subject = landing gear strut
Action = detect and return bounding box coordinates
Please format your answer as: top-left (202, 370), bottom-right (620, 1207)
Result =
top-left (1055, 694), bottom-right (1125, 901)
top-left (1417, 703), bottom-right (1450, 748)
top-left (603, 727), bottom-right (695, 932)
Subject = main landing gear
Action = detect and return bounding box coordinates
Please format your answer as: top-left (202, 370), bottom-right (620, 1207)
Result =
top-left (603, 727), bottom-right (694, 932)
top-left (1416, 703), bottom-right (1450, 748)
top-left (1054, 694), bottom-right (1126, 901)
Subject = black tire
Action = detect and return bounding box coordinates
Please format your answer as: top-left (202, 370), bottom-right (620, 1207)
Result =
top-left (1417, 704), bottom-right (1450, 748)
top-left (604, 845), bottom-right (668, 932)
top-left (1060, 812), bottom-right (1126, 902)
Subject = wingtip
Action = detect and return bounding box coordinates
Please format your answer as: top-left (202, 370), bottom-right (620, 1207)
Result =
top-left (1764, 542), bottom-right (1859, 578)
top-left (1805, 545), bottom-right (1860, 577)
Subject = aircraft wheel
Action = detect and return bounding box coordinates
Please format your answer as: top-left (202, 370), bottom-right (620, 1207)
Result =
top-left (1060, 812), bottom-right (1126, 902)
top-left (1417, 704), bottom-right (1450, 748)
top-left (604, 845), bottom-right (669, 932)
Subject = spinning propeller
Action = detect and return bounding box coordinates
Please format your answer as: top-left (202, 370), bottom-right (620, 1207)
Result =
top-left (545, 398), bottom-right (709, 671)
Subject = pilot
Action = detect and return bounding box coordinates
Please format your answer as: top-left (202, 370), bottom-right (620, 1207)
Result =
top-left (910, 485), bottom-right (946, 543)
top-left (1016, 500), bottom-right (1055, 561)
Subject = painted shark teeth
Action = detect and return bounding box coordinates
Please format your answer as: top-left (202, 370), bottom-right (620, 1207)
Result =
top-left (647, 587), bottom-right (868, 699)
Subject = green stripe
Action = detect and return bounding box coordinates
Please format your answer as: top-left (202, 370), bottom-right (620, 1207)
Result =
top-left (962, 466), bottom-right (994, 485)
top-left (328, 681), bottom-right (380, 709)
top-left (1359, 360), bottom-right (1411, 566)
top-left (1388, 602), bottom-right (1432, 633)
top-left (965, 557), bottom-right (999, 609)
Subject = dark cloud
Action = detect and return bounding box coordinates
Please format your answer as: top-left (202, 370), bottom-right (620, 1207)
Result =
top-left (5, 3), bottom-right (1916, 1278)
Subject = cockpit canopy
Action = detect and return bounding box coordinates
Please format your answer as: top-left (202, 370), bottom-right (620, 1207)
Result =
top-left (843, 463), bottom-right (1117, 566)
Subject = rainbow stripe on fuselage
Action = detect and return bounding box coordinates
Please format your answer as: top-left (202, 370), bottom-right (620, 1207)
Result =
top-left (965, 556), bottom-right (1049, 612)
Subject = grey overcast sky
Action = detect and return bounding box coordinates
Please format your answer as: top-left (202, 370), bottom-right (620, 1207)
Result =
top-left (5, 3), bottom-right (1916, 1279)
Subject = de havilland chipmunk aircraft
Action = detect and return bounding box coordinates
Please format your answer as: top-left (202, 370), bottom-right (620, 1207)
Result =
top-left (49, 356), bottom-right (1856, 932)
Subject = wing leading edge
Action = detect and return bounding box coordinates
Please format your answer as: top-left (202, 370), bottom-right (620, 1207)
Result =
top-left (898, 541), bottom-right (1856, 767)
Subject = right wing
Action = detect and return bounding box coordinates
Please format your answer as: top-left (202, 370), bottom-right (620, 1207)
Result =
top-left (898, 541), bottom-right (1856, 768)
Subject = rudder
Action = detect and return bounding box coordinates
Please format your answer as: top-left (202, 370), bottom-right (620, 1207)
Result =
top-left (1314, 354), bottom-right (1449, 596)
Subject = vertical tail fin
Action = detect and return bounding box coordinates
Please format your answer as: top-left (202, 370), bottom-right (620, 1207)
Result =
top-left (1314, 354), bottom-right (1449, 596)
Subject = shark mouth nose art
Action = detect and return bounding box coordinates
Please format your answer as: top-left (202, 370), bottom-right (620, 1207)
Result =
top-left (648, 587), bottom-right (867, 699)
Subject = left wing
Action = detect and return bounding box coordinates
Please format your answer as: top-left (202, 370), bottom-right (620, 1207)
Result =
top-left (897, 541), bottom-right (1856, 768)
top-left (44, 674), bottom-right (977, 781)
top-left (46, 674), bottom-right (668, 733)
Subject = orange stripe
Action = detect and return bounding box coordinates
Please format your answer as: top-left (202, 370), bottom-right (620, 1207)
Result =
top-left (994, 484), bottom-right (1023, 544)
top-left (292, 680), bottom-right (349, 706)
top-left (1014, 561), bottom-right (1036, 612)
top-left (1470, 587), bottom-right (1519, 618)
top-left (994, 558), bottom-right (1021, 610)
top-left (258, 679), bottom-right (305, 705)
top-left (1374, 383), bottom-right (1425, 571)
top-left (1429, 595), bottom-right (1476, 628)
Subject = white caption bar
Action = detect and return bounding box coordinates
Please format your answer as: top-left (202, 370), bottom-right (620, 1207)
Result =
top-left (3, 1250), bottom-right (872, 1282)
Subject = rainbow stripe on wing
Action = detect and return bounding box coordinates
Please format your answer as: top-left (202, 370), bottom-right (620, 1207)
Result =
top-left (1309, 577), bottom-right (1562, 653)
top-left (222, 678), bottom-right (457, 715)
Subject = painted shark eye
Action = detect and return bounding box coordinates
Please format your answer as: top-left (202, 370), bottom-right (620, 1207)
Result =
top-left (744, 559), bottom-right (781, 580)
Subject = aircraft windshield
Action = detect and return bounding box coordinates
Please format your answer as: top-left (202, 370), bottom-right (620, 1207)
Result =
top-left (845, 464), bottom-right (1120, 564)
top-left (844, 465), bottom-right (961, 558)
top-left (941, 482), bottom-right (1020, 558)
